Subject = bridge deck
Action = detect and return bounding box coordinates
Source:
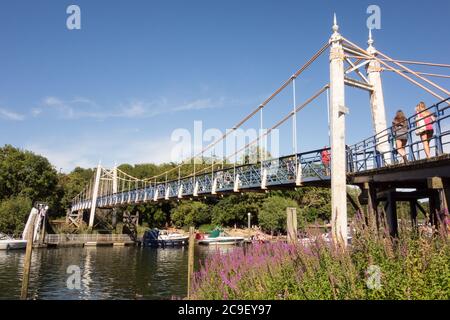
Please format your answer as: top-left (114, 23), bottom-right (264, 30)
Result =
top-left (349, 154), bottom-right (450, 188)
top-left (71, 98), bottom-right (450, 212)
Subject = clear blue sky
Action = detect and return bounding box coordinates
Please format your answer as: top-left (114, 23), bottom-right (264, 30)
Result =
top-left (0, 0), bottom-right (449, 172)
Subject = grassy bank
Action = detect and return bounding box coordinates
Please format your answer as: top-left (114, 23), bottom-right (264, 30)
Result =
top-left (191, 217), bottom-right (450, 300)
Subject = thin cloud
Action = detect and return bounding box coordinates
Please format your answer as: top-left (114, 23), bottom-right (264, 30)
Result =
top-left (38, 96), bottom-right (229, 120)
top-left (31, 108), bottom-right (43, 117)
top-left (173, 98), bottom-right (224, 111)
top-left (27, 136), bottom-right (176, 173)
top-left (0, 108), bottom-right (25, 121)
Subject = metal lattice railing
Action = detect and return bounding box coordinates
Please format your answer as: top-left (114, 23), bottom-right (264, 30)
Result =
top-left (71, 98), bottom-right (450, 212)
top-left (347, 97), bottom-right (450, 173)
top-left (71, 147), bottom-right (331, 211)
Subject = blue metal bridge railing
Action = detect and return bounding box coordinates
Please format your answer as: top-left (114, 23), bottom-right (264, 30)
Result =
top-left (347, 97), bottom-right (450, 173)
top-left (71, 98), bottom-right (449, 211)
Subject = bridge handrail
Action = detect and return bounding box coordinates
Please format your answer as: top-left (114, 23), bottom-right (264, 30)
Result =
top-left (347, 97), bottom-right (450, 172)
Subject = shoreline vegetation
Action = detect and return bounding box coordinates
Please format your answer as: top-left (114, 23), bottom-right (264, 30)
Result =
top-left (191, 217), bottom-right (450, 300)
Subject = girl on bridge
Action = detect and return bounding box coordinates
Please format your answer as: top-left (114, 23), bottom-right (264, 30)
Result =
top-left (415, 102), bottom-right (436, 159)
top-left (392, 110), bottom-right (409, 164)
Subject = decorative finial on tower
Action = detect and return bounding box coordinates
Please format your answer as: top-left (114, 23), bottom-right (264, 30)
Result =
top-left (332, 13), bottom-right (339, 33)
top-left (368, 28), bottom-right (374, 47)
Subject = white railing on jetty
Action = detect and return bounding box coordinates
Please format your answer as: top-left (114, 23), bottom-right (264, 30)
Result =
top-left (45, 234), bottom-right (134, 244)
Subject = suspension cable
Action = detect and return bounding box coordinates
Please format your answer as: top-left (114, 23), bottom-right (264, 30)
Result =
top-left (382, 68), bottom-right (450, 79)
top-left (342, 37), bottom-right (448, 102)
top-left (376, 49), bottom-right (450, 96)
top-left (140, 41), bottom-right (331, 182)
top-left (345, 56), bottom-right (450, 69)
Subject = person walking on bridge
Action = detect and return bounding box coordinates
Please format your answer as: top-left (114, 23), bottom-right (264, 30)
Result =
top-left (392, 110), bottom-right (409, 164)
top-left (415, 102), bottom-right (435, 159)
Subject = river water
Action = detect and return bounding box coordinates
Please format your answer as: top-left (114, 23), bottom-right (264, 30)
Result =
top-left (0, 245), bottom-right (229, 300)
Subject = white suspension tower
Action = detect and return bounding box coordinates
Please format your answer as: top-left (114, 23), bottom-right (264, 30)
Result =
top-left (366, 29), bottom-right (389, 163)
top-left (329, 15), bottom-right (348, 247)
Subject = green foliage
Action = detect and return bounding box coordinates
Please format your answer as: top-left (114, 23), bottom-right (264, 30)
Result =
top-left (211, 193), bottom-right (264, 227)
top-left (278, 187), bottom-right (332, 223)
top-left (0, 196), bottom-right (32, 237)
top-left (0, 145), bottom-right (58, 204)
top-left (170, 201), bottom-right (210, 227)
top-left (258, 196), bottom-right (300, 233)
top-left (192, 218), bottom-right (450, 300)
top-left (198, 224), bottom-right (215, 233)
top-left (57, 167), bottom-right (94, 213)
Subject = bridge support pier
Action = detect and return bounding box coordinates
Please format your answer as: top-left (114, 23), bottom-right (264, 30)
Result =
top-left (385, 191), bottom-right (398, 238)
top-left (409, 200), bottom-right (418, 229)
top-left (363, 182), bottom-right (378, 228)
top-left (427, 177), bottom-right (449, 231)
top-left (88, 164), bottom-right (102, 229)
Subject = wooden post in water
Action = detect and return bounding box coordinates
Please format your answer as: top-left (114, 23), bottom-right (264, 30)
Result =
top-left (21, 210), bottom-right (37, 300)
top-left (286, 207), bottom-right (298, 244)
top-left (247, 212), bottom-right (251, 240)
top-left (187, 226), bottom-right (195, 299)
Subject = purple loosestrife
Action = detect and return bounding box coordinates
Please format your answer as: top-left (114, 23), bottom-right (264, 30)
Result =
top-left (191, 217), bottom-right (450, 300)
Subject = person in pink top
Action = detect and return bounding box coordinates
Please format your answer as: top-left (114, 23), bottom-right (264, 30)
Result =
top-left (415, 101), bottom-right (436, 159)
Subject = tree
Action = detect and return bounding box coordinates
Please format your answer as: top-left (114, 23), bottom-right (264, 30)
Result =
top-left (170, 201), bottom-right (210, 227)
top-left (211, 193), bottom-right (265, 227)
top-left (0, 145), bottom-right (59, 204)
top-left (0, 196), bottom-right (32, 237)
top-left (258, 196), bottom-right (300, 234)
top-left (58, 167), bottom-right (94, 213)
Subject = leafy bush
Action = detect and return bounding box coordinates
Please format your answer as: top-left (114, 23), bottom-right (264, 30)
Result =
top-left (258, 196), bottom-right (301, 233)
top-left (211, 194), bottom-right (264, 227)
top-left (198, 224), bottom-right (215, 233)
top-left (0, 196), bottom-right (32, 237)
top-left (170, 201), bottom-right (210, 227)
top-left (0, 145), bottom-right (58, 204)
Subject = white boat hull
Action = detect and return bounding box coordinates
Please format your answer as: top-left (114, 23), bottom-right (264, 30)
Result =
top-left (198, 236), bottom-right (244, 246)
top-left (0, 239), bottom-right (27, 250)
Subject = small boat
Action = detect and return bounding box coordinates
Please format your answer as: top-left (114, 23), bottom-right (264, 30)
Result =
top-left (0, 205), bottom-right (48, 250)
top-left (197, 229), bottom-right (244, 246)
top-left (142, 229), bottom-right (189, 247)
top-left (299, 232), bottom-right (352, 246)
top-left (0, 233), bottom-right (27, 250)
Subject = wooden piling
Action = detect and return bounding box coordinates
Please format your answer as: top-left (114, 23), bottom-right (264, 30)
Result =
top-left (286, 207), bottom-right (298, 244)
top-left (21, 212), bottom-right (37, 300)
top-left (386, 191), bottom-right (398, 237)
top-left (365, 182), bottom-right (378, 227)
top-left (187, 226), bottom-right (195, 299)
top-left (410, 200), bottom-right (418, 228)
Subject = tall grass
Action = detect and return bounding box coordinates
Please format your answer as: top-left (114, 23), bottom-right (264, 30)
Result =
top-left (191, 214), bottom-right (450, 300)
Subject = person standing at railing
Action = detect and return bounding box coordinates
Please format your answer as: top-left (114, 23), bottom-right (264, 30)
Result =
top-left (321, 147), bottom-right (331, 176)
top-left (415, 102), bottom-right (436, 159)
top-left (392, 110), bottom-right (409, 164)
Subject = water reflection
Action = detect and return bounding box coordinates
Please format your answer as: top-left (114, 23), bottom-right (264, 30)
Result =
top-left (0, 245), bottom-right (232, 300)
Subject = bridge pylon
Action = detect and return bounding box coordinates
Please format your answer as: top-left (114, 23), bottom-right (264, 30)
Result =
top-left (329, 15), bottom-right (348, 247)
top-left (88, 163), bottom-right (102, 228)
top-left (366, 30), bottom-right (389, 164)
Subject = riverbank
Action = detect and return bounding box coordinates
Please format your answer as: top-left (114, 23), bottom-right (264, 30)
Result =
top-left (191, 220), bottom-right (450, 300)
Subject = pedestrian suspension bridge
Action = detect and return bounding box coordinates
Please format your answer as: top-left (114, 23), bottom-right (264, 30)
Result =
top-left (70, 17), bottom-right (450, 246)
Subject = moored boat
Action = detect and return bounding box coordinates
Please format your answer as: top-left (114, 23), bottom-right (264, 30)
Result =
top-left (197, 229), bottom-right (244, 246)
top-left (0, 233), bottom-right (27, 250)
top-left (142, 229), bottom-right (189, 247)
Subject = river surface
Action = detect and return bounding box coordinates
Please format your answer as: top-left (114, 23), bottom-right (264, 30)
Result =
top-left (0, 245), bottom-right (231, 300)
